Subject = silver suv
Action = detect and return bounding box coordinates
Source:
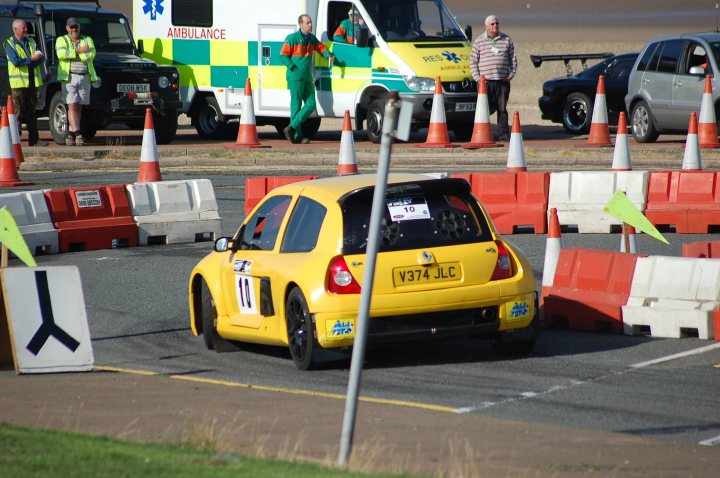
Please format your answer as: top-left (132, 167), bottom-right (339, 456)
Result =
top-left (625, 32), bottom-right (720, 142)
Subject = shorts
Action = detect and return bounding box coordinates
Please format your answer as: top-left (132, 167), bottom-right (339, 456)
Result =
top-left (61, 73), bottom-right (91, 105)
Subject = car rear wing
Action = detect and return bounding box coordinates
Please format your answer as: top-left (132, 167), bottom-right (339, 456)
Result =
top-left (530, 52), bottom-right (614, 76)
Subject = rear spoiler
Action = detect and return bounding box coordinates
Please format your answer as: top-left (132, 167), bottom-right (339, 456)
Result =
top-left (530, 52), bottom-right (614, 76)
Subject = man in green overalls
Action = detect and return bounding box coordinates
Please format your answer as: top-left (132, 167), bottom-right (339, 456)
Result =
top-left (279, 14), bottom-right (335, 144)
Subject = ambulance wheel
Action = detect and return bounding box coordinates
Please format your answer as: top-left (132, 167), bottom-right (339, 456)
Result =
top-left (49, 91), bottom-right (68, 145)
top-left (303, 117), bottom-right (321, 138)
top-left (274, 119), bottom-right (290, 138)
top-left (366, 98), bottom-right (385, 144)
top-left (200, 279), bottom-right (240, 353)
top-left (195, 96), bottom-right (226, 139)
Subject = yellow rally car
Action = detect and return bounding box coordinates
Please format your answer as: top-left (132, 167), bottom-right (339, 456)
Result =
top-left (189, 173), bottom-right (538, 369)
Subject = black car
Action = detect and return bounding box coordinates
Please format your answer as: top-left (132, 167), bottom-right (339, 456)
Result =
top-left (538, 53), bottom-right (638, 134)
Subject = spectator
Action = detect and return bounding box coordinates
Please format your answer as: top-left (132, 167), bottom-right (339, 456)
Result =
top-left (56, 17), bottom-right (98, 146)
top-left (279, 14), bottom-right (335, 144)
top-left (4, 18), bottom-right (48, 147)
top-left (469, 15), bottom-right (517, 141)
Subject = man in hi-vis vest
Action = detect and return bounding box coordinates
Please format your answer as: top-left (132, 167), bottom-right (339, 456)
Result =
top-left (4, 18), bottom-right (48, 147)
top-left (56, 17), bottom-right (97, 146)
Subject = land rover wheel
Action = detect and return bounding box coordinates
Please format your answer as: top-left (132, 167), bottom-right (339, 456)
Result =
top-left (366, 98), bottom-right (385, 144)
top-left (155, 109), bottom-right (178, 144)
top-left (195, 96), bottom-right (226, 139)
top-left (49, 91), bottom-right (68, 145)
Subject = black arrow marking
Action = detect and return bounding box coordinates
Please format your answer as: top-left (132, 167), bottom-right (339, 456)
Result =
top-left (26, 270), bottom-right (80, 356)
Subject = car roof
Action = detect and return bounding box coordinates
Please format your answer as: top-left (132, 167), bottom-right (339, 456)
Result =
top-left (270, 173), bottom-right (436, 198)
top-left (0, 2), bottom-right (122, 17)
top-left (645, 31), bottom-right (720, 44)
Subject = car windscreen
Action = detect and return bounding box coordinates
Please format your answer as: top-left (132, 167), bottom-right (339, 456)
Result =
top-left (340, 179), bottom-right (492, 254)
top-left (45, 13), bottom-right (136, 55)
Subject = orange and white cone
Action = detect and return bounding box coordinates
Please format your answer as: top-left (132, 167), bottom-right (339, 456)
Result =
top-left (506, 112), bottom-right (527, 172)
top-left (416, 76), bottom-right (457, 148)
top-left (620, 223), bottom-right (638, 254)
top-left (226, 78), bottom-right (268, 149)
top-left (584, 75), bottom-right (612, 147)
top-left (698, 75), bottom-right (720, 148)
top-left (611, 112), bottom-right (632, 171)
top-left (0, 107), bottom-right (32, 187)
top-left (6, 95), bottom-right (23, 166)
top-left (682, 111), bottom-right (702, 171)
top-left (462, 76), bottom-right (501, 149)
top-left (337, 110), bottom-right (358, 175)
top-left (542, 208), bottom-right (562, 289)
top-left (137, 108), bottom-right (162, 182)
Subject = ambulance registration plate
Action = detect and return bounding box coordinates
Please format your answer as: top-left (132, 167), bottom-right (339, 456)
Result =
top-left (455, 102), bottom-right (475, 112)
top-left (393, 262), bottom-right (460, 286)
top-left (117, 83), bottom-right (150, 93)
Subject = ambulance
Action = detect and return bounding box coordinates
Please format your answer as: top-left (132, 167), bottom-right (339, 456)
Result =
top-left (133, 0), bottom-right (478, 142)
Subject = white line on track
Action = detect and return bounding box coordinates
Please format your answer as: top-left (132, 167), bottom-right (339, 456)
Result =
top-left (699, 434), bottom-right (720, 446)
top-left (455, 343), bottom-right (720, 414)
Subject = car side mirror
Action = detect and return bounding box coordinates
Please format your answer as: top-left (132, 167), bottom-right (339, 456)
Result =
top-left (137, 39), bottom-right (144, 55)
top-left (214, 237), bottom-right (232, 252)
top-left (356, 27), bottom-right (369, 48)
top-left (464, 25), bottom-right (472, 41)
top-left (689, 66), bottom-right (705, 76)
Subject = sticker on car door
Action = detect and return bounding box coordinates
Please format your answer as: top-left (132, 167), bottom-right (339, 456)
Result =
top-left (235, 274), bottom-right (258, 314)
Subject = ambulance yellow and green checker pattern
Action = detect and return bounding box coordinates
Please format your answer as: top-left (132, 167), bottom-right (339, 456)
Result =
top-left (140, 38), bottom-right (415, 94)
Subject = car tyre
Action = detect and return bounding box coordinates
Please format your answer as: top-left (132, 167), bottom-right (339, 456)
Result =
top-left (302, 117), bottom-right (321, 139)
top-left (200, 279), bottom-right (240, 352)
top-left (154, 109), bottom-right (178, 144)
top-left (562, 92), bottom-right (592, 135)
top-left (630, 100), bottom-right (659, 143)
top-left (49, 91), bottom-right (69, 145)
top-left (366, 98), bottom-right (386, 144)
top-left (450, 122), bottom-right (474, 142)
top-left (285, 287), bottom-right (318, 370)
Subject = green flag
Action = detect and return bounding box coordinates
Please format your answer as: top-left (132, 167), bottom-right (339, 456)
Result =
top-left (0, 206), bottom-right (36, 267)
top-left (603, 191), bottom-right (669, 245)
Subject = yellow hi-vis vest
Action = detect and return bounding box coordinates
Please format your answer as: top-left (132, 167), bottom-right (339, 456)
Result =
top-left (56, 34), bottom-right (98, 82)
top-left (4, 36), bottom-right (43, 88)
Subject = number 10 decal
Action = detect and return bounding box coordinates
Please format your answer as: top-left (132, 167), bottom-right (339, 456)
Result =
top-left (235, 274), bottom-right (258, 314)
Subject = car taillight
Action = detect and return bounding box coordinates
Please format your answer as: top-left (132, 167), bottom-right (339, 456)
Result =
top-left (490, 240), bottom-right (513, 281)
top-left (326, 256), bottom-right (361, 294)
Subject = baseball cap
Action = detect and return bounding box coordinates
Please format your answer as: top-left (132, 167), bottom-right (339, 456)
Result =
top-left (66, 17), bottom-right (79, 27)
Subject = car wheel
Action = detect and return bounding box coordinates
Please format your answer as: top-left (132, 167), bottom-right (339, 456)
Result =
top-left (562, 92), bottom-right (593, 134)
top-left (366, 98), bottom-right (386, 144)
top-left (285, 287), bottom-right (317, 370)
top-left (195, 96), bottom-right (227, 139)
top-left (450, 122), bottom-right (474, 142)
top-left (200, 279), bottom-right (239, 352)
top-left (49, 91), bottom-right (68, 145)
top-left (154, 109), bottom-right (178, 144)
top-left (273, 118), bottom-right (290, 138)
top-left (630, 100), bottom-right (659, 143)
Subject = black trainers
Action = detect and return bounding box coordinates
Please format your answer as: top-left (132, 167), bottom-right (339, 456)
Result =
top-left (283, 125), bottom-right (297, 143)
top-left (300, 137), bottom-right (310, 144)
top-left (29, 140), bottom-right (49, 147)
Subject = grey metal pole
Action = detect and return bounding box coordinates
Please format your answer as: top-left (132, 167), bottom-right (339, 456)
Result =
top-left (337, 91), bottom-right (400, 469)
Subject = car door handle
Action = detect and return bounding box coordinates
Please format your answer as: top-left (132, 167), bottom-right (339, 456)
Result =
top-left (674, 81), bottom-right (682, 87)
top-left (642, 78), bottom-right (650, 85)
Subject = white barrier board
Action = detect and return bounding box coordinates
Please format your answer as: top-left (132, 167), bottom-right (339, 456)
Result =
top-left (1, 266), bottom-right (93, 373)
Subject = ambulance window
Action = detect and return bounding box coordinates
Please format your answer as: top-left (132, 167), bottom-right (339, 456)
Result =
top-left (172, 0), bottom-right (213, 27)
top-left (328, 1), bottom-right (352, 40)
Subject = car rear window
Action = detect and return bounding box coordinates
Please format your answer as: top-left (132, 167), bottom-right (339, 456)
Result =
top-left (340, 179), bottom-right (492, 254)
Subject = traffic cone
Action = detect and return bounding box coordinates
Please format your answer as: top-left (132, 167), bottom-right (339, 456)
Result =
top-left (620, 223), bottom-right (638, 254)
top-left (611, 112), bottom-right (632, 171)
top-left (541, 208), bottom-right (562, 288)
top-left (6, 95), bottom-right (23, 167)
top-left (506, 112), bottom-right (527, 172)
top-left (225, 78), bottom-right (269, 149)
top-left (337, 110), bottom-right (358, 175)
top-left (462, 76), bottom-right (501, 149)
top-left (584, 75), bottom-right (612, 147)
top-left (698, 75), bottom-right (720, 148)
top-left (0, 107), bottom-right (32, 187)
top-left (682, 112), bottom-right (702, 171)
top-left (137, 108), bottom-right (162, 182)
top-left (415, 76), bottom-right (457, 148)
